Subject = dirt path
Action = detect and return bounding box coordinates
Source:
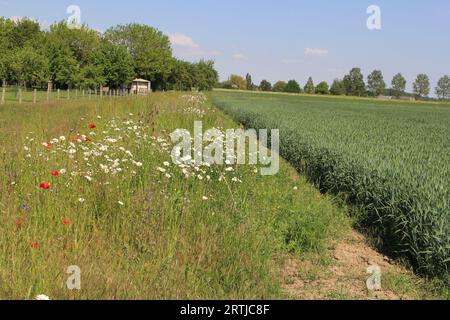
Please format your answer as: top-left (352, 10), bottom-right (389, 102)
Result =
top-left (282, 230), bottom-right (432, 300)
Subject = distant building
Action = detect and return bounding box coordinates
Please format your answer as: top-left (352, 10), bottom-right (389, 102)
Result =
top-left (129, 79), bottom-right (151, 95)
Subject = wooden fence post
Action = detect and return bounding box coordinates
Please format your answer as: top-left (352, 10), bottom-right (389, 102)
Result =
top-left (67, 89), bottom-right (70, 100)
top-left (47, 81), bottom-right (52, 102)
top-left (18, 88), bottom-right (22, 104)
top-left (1, 86), bottom-right (5, 105)
top-left (57, 89), bottom-right (60, 100)
top-left (75, 89), bottom-right (78, 100)
top-left (33, 89), bottom-right (37, 104)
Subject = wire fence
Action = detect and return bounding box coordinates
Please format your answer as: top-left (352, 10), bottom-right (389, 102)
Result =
top-left (0, 87), bottom-right (132, 105)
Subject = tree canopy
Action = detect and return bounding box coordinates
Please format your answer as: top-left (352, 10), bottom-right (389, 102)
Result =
top-left (413, 74), bottom-right (430, 98)
top-left (0, 18), bottom-right (218, 91)
top-left (304, 77), bottom-right (315, 94)
top-left (330, 79), bottom-right (345, 95)
top-left (285, 80), bottom-right (301, 93)
top-left (391, 73), bottom-right (407, 97)
top-left (273, 81), bottom-right (287, 92)
top-left (343, 68), bottom-right (366, 96)
top-left (259, 80), bottom-right (272, 92)
top-left (367, 70), bottom-right (386, 96)
top-left (315, 81), bottom-right (329, 95)
top-left (435, 75), bottom-right (450, 100)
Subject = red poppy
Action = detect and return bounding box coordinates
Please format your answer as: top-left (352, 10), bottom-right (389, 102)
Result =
top-left (51, 171), bottom-right (60, 177)
top-left (31, 241), bottom-right (39, 250)
top-left (62, 219), bottom-right (71, 226)
top-left (15, 220), bottom-right (23, 226)
top-left (44, 143), bottom-right (52, 150)
top-left (39, 183), bottom-right (51, 189)
top-left (85, 136), bottom-right (92, 142)
top-left (89, 123), bottom-right (96, 129)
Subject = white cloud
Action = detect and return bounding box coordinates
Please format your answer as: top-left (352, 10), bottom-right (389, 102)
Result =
top-left (232, 53), bottom-right (247, 60)
top-left (169, 33), bottom-right (200, 49)
top-left (304, 48), bottom-right (329, 57)
top-left (169, 32), bottom-right (219, 60)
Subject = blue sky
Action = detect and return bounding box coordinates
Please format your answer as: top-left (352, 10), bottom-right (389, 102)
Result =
top-left (2, 0), bottom-right (450, 93)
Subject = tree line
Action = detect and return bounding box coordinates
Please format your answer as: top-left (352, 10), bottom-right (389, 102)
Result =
top-left (220, 69), bottom-right (450, 100)
top-left (0, 18), bottom-right (218, 91)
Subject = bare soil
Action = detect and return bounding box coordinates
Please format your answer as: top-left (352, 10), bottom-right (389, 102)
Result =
top-left (282, 230), bottom-right (418, 300)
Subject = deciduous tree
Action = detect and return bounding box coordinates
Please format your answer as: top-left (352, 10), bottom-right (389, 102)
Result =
top-left (435, 75), bottom-right (450, 100)
top-left (367, 70), bottom-right (386, 96)
top-left (11, 46), bottom-right (50, 88)
top-left (285, 80), bottom-right (301, 93)
top-left (229, 74), bottom-right (247, 90)
top-left (315, 81), bottom-right (329, 95)
top-left (273, 81), bottom-right (287, 92)
top-left (330, 79), bottom-right (345, 95)
top-left (343, 68), bottom-right (366, 96)
top-left (413, 74), bottom-right (430, 98)
top-left (259, 80), bottom-right (272, 92)
top-left (391, 73), bottom-right (406, 97)
top-left (105, 23), bottom-right (173, 90)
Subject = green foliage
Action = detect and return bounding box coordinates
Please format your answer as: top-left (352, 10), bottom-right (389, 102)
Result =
top-left (97, 40), bottom-right (135, 88)
top-left (259, 80), bottom-right (272, 92)
top-left (367, 70), bottom-right (386, 96)
top-left (213, 91), bottom-right (450, 280)
top-left (413, 74), bottom-right (430, 98)
top-left (0, 54), bottom-right (9, 81)
top-left (246, 73), bottom-right (253, 90)
top-left (168, 59), bottom-right (194, 91)
top-left (0, 18), bottom-right (218, 91)
top-left (435, 75), bottom-right (450, 100)
top-left (330, 79), bottom-right (346, 95)
top-left (8, 18), bottom-right (41, 49)
top-left (343, 68), bottom-right (366, 96)
top-left (391, 73), bottom-right (407, 97)
top-left (0, 18), bottom-right (15, 52)
top-left (285, 80), bottom-right (301, 93)
top-left (228, 74), bottom-right (247, 90)
top-left (191, 60), bottom-right (218, 91)
top-left (105, 23), bottom-right (173, 90)
top-left (272, 81), bottom-right (287, 92)
top-left (315, 81), bottom-right (329, 95)
top-left (11, 46), bottom-right (50, 87)
top-left (304, 77), bottom-right (315, 94)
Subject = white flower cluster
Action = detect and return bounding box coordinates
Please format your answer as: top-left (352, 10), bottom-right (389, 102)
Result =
top-left (23, 115), bottom-right (149, 183)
